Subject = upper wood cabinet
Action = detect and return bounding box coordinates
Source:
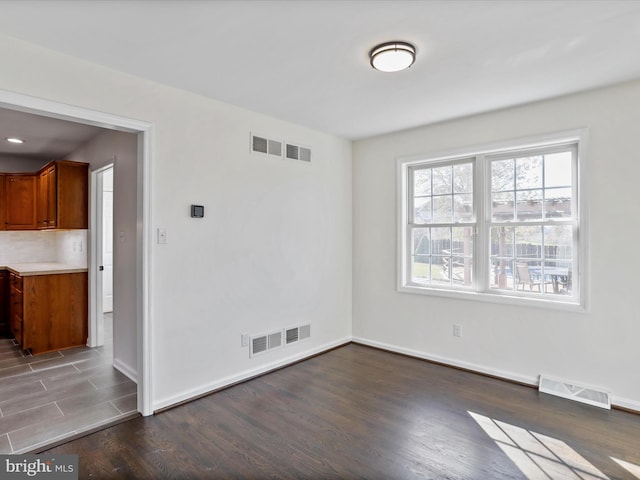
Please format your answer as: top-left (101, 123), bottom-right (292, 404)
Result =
top-left (36, 165), bottom-right (55, 229)
top-left (5, 174), bottom-right (37, 230)
top-left (52, 161), bottom-right (89, 229)
top-left (3, 160), bottom-right (88, 231)
top-left (0, 175), bottom-right (5, 231)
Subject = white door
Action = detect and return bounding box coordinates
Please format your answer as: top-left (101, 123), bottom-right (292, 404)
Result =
top-left (102, 167), bottom-right (114, 313)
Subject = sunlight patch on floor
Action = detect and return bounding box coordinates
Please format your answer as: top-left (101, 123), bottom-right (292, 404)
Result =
top-left (611, 458), bottom-right (640, 479)
top-left (468, 411), bottom-right (609, 480)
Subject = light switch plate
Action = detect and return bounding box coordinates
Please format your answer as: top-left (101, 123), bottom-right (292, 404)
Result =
top-left (157, 228), bottom-right (168, 244)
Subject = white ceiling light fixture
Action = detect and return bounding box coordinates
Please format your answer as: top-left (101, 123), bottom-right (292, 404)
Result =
top-left (369, 41), bottom-right (416, 72)
top-left (6, 137), bottom-right (24, 144)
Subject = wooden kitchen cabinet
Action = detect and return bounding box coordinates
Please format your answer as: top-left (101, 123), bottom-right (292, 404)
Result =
top-left (9, 272), bottom-right (23, 344)
top-left (0, 270), bottom-right (8, 336)
top-left (11, 272), bottom-right (87, 355)
top-left (37, 161), bottom-right (89, 230)
top-left (5, 174), bottom-right (37, 230)
top-left (0, 175), bottom-right (5, 231)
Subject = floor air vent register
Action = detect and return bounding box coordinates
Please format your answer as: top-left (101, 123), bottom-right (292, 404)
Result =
top-left (538, 374), bottom-right (611, 409)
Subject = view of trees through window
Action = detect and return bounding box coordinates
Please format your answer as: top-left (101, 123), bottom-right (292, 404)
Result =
top-left (406, 141), bottom-right (578, 301)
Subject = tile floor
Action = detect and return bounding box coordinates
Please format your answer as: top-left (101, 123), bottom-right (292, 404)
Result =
top-left (0, 313), bottom-right (137, 453)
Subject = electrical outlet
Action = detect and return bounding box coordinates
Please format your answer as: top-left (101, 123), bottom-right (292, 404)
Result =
top-left (453, 324), bottom-right (462, 338)
top-left (241, 334), bottom-right (249, 348)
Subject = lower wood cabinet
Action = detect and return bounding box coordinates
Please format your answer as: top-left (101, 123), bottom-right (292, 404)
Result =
top-left (0, 271), bottom-right (8, 336)
top-left (11, 272), bottom-right (87, 355)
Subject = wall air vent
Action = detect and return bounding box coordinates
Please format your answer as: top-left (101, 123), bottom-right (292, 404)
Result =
top-left (285, 142), bottom-right (312, 163)
top-left (250, 330), bottom-right (284, 357)
top-left (539, 374), bottom-right (611, 410)
top-left (251, 133), bottom-right (283, 158)
top-left (285, 324), bottom-right (311, 345)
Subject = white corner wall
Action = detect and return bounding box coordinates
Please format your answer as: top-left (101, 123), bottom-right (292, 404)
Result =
top-left (66, 130), bottom-right (138, 380)
top-left (0, 33), bottom-right (352, 411)
top-left (353, 80), bottom-right (640, 410)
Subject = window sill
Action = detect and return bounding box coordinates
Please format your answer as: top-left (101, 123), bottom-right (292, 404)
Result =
top-left (398, 284), bottom-right (586, 313)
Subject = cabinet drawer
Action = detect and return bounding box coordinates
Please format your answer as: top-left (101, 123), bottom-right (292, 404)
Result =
top-left (9, 273), bottom-right (22, 292)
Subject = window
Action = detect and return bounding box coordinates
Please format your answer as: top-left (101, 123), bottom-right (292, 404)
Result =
top-left (399, 131), bottom-right (585, 308)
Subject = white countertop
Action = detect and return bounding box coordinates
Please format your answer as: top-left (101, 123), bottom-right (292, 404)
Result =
top-left (0, 262), bottom-right (88, 276)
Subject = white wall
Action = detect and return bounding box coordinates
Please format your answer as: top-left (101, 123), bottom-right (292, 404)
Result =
top-left (0, 33), bottom-right (352, 410)
top-left (66, 129), bottom-right (138, 378)
top-left (353, 80), bottom-right (640, 410)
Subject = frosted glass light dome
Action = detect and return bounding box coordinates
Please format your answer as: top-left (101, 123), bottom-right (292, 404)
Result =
top-left (370, 42), bottom-right (416, 72)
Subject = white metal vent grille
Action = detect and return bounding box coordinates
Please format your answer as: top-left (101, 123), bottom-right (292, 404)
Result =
top-left (268, 139), bottom-right (282, 156)
top-left (285, 324), bottom-right (311, 345)
top-left (286, 143), bottom-right (299, 160)
top-left (285, 327), bottom-right (299, 344)
top-left (299, 324), bottom-right (311, 340)
top-left (299, 147), bottom-right (311, 162)
top-left (251, 336), bottom-right (267, 356)
top-left (268, 332), bottom-right (282, 349)
top-left (286, 142), bottom-right (312, 163)
top-left (250, 330), bottom-right (283, 357)
top-left (539, 374), bottom-right (611, 409)
top-left (251, 133), bottom-right (282, 158)
top-left (252, 133), bottom-right (311, 163)
top-left (252, 135), bottom-right (268, 154)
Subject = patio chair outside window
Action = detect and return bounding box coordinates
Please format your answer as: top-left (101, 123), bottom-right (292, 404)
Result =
top-left (516, 262), bottom-right (552, 293)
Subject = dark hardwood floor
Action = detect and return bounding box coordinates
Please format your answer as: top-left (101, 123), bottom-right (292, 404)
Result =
top-left (44, 344), bottom-right (640, 479)
top-left (0, 313), bottom-right (137, 453)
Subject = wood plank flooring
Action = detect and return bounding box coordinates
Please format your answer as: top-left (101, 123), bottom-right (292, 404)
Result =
top-left (43, 344), bottom-right (640, 479)
top-left (0, 313), bottom-right (137, 453)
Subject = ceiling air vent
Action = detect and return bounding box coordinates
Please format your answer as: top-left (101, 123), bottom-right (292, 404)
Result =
top-left (250, 330), bottom-right (284, 357)
top-left (251, 133), bottom-right (283, 158)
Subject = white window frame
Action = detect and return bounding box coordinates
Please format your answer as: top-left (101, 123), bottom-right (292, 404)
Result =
top-left (397, 129), bottom-right (588, 311)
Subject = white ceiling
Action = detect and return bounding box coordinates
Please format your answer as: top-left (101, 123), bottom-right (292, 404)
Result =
top-left (0, 0), bottom-right (639, 141)
top-left (0, 108), bottom-right (104, 161)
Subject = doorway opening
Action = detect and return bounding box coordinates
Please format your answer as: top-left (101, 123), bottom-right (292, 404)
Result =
top-left (0, 90), bottom-right (153, 423)
top-left (90, 164), bottom-right (114, 350)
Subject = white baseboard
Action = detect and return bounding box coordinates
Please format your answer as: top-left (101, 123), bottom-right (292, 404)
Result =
top-left (352, 336), bottom-right (539, 387)
top-left (153, 336), bottom-right (352, 412)
top-left (611, 395), bottom-right (640, 413)
top-left (113, 358), bottom-right (138, 384)
top-left (352, 337), bottom-right (640, 414)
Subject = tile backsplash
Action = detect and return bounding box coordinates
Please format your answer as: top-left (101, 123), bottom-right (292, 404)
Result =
top-left (0, 230), bottom-right (88, 266)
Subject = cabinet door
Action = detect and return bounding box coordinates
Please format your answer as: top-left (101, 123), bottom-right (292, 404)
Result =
top-left (9, 274), bottom-right (23, 345)
top-left (46, 165), bottom-right (57, 228)
top-left (5, 175), bottom-right (37, 230)
top-left (0, 175), bottom-right (5, 231)
top-left (0, 271), bottom-right (7, 336)
top-left (36, 169), bottom-right (48, 229)
top-left (36, 166), bottom-right (57, 229)
top-left (56, 162), bottom-right (88, 229)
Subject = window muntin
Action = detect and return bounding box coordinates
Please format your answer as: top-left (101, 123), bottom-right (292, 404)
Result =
top-left (488, 145), bottom-right (576, 298)
top-left (408, 160), bottom-right (474, 288)
top-left (401, 137), bottom-right (582, 306)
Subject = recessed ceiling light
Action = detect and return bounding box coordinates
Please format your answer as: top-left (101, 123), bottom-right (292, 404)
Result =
top-left (6, 137), bottom-right (24, 144)
top-left (369, 41), bottom-right (416, 72)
